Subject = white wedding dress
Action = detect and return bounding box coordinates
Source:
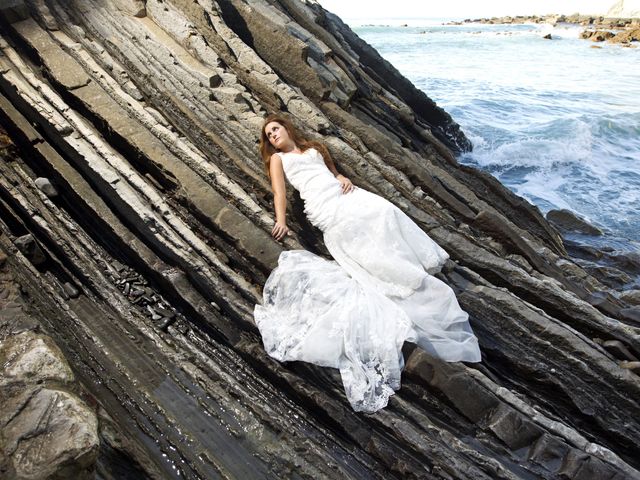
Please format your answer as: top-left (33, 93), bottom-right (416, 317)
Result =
top-left (254, 148), bottom-right (481, 412)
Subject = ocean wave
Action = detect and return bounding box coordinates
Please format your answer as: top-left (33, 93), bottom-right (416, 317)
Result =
top-left (356, 22), bottom-right (640, 246)
top-left (461, 113), bottom-right (640, 242)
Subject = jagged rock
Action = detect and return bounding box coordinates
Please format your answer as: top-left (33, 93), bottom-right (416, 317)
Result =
top-left (584, 264), bottom-right (633, 289)
top-left (620, 289), bottom-right (640, 305)
top-left (594, 338), bottom-right (638, 361)
top-left (546, 208), bottom-right (603, 235)
top-left (13, 234), bottom-right (46, 266)
top-left (610, 251), bottom-right (640, 274)
top-left (609, 27), bottom-right (640, 42)
top-left (564, 239), bottom-right (604, 261)
top-left (0, 331), bottom-right (74, 386)
top-left (1, 388), bottom-right (99, 480)
top-left (588, 30), bottom-right (617, 41)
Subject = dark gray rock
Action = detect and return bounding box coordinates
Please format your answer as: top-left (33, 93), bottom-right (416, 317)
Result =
top-left (1, 387), bottom-right (99, 480)
top-left (610, 251), bottom-right (640, 274)
top-left (584, 264), bottom-right (633, 289)
top-left (620, 289), bottom-right (640, 305)
top-left (620, 307), bottom-right (640, 324)
top-left (546, 208), bottom-right (603, 235)
top-left (34, 176), bottom-right (58, 197)
top-left (13, 234), bottom-right (46, 266)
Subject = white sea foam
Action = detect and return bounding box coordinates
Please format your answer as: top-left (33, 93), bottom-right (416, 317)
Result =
top-left (355, 19), bottom-right (640, 246)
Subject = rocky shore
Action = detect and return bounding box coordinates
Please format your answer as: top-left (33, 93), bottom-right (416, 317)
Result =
top-left (0, 0), bottom-right (639, 478)
top-left (451, 13), bottom-right (640, 27)
top-left (449, 13), bottom-right (640, 44)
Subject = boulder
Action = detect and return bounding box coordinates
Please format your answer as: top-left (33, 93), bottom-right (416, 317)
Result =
top-left (0, 331), bottom-right (74, 387)
top-left (620, 289), bottom-right (640, 305)
top-left (1, 388), bottom-right (99, 480)
top-left (591, 30), bottom-right (616, 41)
top-left (34, 177), bottom-right (58, 198)
top-left (0, 271), bottom-right (99, 480)
top-left (546, 209), bottom-right (603, 235)
top-left (609, 27), bottom-right (640, 42)
top-left (13, 234), bottom-right (46, 266)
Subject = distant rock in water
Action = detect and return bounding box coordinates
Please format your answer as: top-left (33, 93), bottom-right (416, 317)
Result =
top-left (546, 208), bottom-right (604, 235)
top-left (608, 27), bottom-right (640, 42)
top-left (461, 12), bottom-right (640, 45)
top-left (581, 29), bottom-right (621, 41)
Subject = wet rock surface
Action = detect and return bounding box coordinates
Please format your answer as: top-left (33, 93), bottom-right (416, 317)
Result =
top-left (546, 208), bottom-right (603, 236)
top-left (0, 1), bottom-right (638, 478)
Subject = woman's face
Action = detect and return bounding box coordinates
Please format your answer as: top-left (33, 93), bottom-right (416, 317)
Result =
top-left (264, 121), bottom-right (291, 150)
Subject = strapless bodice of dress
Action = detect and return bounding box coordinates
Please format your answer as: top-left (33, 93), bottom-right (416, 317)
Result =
top-left (278, 148), bottom-right (342, 231)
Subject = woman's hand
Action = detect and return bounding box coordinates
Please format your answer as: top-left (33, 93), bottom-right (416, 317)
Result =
top-left (271, 221), bottom-right (290, 241)
top-left (337, 174), bottom-right (355, 194)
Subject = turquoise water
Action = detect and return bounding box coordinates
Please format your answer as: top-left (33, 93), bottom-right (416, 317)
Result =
top-left (352, 19), bottom-right (640, 252)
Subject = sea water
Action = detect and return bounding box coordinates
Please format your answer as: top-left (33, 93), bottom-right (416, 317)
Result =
top-left (352, 18), bottom-right (640, 253)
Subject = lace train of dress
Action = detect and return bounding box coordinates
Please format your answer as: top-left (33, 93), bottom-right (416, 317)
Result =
top-left (254, 148), bottom-right (481, 412)
top-left (254, 251), bottom-right (411, 412)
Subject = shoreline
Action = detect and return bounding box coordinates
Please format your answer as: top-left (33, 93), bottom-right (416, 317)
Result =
top-left (447, 14), bottom-right (640, 44)
top-left (449, 14), bottom-right (640, 28)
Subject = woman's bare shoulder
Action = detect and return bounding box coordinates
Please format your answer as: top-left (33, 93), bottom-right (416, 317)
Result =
top-left (269, 153), bottom-right (283, 175)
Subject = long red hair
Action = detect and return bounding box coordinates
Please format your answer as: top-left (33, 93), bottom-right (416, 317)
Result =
top-left (259, 114), bottom-right (331, 178)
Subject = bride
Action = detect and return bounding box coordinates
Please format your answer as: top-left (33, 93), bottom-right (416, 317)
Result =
top-left (254, 114), bottom-right (481, 412)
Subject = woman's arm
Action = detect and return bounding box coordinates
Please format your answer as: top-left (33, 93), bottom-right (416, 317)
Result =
top-left (269, 153), bottom-right (290, 240)
top-left (319, 146), bottom-right (354, 194)
top-left (322, 151), bottom-right (340, 177)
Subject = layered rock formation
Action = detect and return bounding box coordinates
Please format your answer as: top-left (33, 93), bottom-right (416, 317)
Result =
top-left (0, 0), bottom-right (639, 478)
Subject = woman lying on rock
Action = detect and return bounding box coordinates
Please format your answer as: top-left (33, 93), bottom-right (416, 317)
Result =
top-left (253, 113), bottom-right (481, 412)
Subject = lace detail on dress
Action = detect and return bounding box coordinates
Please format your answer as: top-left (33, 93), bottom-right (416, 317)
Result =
top-left (255, 250), bottom-right (416, 412)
